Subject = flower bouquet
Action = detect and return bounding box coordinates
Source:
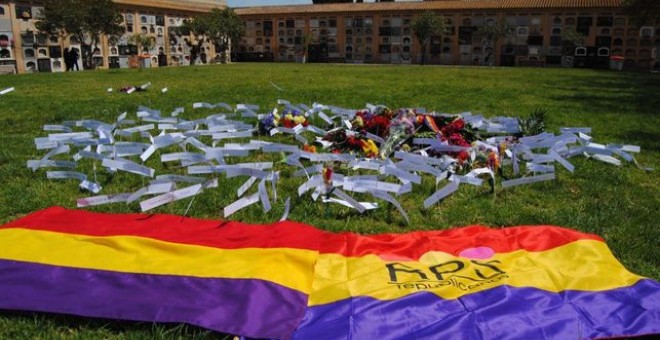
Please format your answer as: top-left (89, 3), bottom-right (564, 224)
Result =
top-left (322, 128), bottom-right (379, 158)
top-left (259, 107), bottom-right (309, 134)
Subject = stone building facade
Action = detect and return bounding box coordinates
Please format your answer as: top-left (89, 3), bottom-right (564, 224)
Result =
top-left (0, 0), bottom-right (657, 73)
top-left (234, 0), bottom-right (658, 70)
top-left (0, 0), bottom-right (226, 74)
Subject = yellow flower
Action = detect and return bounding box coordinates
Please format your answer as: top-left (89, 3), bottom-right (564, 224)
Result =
top-left (352, 116), bottom-right (364, 128)
top-left (284, 114), bottom-right (294, 121)
top-left (293, 116), bottom-right (306, 125)
top-left (362, 139), bottom-right (379, 158)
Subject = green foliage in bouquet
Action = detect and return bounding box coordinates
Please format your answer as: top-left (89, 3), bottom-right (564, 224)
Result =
top-left (517, 108), bottom-right (548, 137)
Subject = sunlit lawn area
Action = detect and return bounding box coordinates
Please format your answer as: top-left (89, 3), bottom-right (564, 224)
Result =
top-left (0, 63), bottom-right (658, 339)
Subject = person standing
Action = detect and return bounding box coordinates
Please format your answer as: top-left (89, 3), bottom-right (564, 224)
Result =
top-left (64, 48), bottom-right (72, 71)
top-left (71, 48), bottom-right (80, 71)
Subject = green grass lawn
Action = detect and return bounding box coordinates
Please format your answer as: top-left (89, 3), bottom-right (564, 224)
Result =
top-left (0, 63), bottom-right (658, 339)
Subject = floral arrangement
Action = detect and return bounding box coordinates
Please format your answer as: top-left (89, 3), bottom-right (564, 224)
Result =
top-left (318, 106), bottom-right (482, 161)
top-left (259, 107), bottom-right (309, 134)
top-left (322, 129), bottom-right (379, 158)
top-left (352, 107), bottom-right (394, 138)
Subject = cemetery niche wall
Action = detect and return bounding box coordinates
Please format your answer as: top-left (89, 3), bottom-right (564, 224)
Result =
top-left (234, 0), bottom-right (659, 71)
top-left (0, 0), bottom-right (225, 74)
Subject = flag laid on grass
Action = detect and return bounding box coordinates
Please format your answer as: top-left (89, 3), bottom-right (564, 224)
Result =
top-left (0, 207), bottom-right (658, 339)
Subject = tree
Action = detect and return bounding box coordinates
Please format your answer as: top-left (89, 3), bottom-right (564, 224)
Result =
top-left (412, 12), bottom-right (446, 66)
top-left (623, 0), bottom-right (660, 26)
top-left (183, 8), bottom-right (245, 64)
top-left (473, 20), bottom-right (513, 66)
top-left (210, 8), bottom-right (245, 63)
top-left (128, 33), bottom-right (156, 68)
top-left (561, 27), bottom-right (586, 54)
top-left (181, 15), bottom-right (210, 65)
top-left (36, 0), bottom-right (124, 70)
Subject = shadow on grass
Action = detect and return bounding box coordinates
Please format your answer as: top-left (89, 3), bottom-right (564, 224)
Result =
top-left (0, 310), bottom-right (232, 339)
top-left (549, 71), bottom-right (660, 116)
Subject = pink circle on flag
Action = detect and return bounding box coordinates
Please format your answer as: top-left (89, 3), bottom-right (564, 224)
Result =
top-left (459, 247), bottom-right (495, 260)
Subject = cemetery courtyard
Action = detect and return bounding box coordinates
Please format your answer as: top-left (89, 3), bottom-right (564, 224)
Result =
top-left (0, 63), bottom-right (658, 339)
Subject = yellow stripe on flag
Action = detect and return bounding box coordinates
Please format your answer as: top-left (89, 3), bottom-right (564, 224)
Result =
top-left (309, 240), bottom-right (643, 305)
top-left (0, 228), bottom-right (317, 294)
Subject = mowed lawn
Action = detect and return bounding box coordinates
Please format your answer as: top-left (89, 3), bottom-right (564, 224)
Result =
top-left (0, 63), bottom-right (658, 339)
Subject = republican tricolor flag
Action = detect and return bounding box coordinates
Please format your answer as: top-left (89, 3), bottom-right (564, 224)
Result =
top-left (0, 207), bottom-right (658, 339)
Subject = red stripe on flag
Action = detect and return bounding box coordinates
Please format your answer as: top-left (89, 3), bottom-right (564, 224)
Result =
top-left (2, 207), bottom-right (603, 259)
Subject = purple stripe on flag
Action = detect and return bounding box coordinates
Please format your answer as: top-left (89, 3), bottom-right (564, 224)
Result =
top-left (0, 259), bottom-right (307, 339)
top-left (294, 280), bottom-right (660, 340)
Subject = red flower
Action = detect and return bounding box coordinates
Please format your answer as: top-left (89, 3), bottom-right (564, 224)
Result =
top-left (457, 151), bottom-right (469, 164)
top-left (323, 167), bottom-right (333, 185)
top-left (451, 119), bottom-right (465, 131)
top-left (282, 118), bottom-right (295, 128)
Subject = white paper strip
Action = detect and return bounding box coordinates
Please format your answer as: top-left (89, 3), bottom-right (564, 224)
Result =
top-left (155, 174), bottom-right (206, 184)
top-left (364, 132), bottom-right (385, 144)
top-left (48, 132), bottom-right (93, 142)
top-left (501, 173), bottom-right (556, 188)
top-left (305, 125), bottom-right (327, 135)
top-left (28, 145), bottom-right (71, 171)
top-left (77, 193), bottom-right (131, 207)
top-left (79, 180), bottom-right (102, 194)
top-left (592, 154), bottom-right (622, 166)
top-left (344, 180), bottom-right (402, 194)
top-left (526, 163), bottom-right (555, 174)
top-left (47, 171), bottom-right (87, 181)
top-left (102, 158), bottom-right (155, 177)
top-left (127, 182), bottom-right (176, 203)
top-left (139, 145), bottom-right (157, 162)
top-left (621, 145), bottom-right (640, 153)
top-left (332, 188), bottom-right (366, 213)
top-left (293, 164), bottom-right (323, 178)
top-left (294, 133), bottom-right (308, 145)
top-left (550, 151), bottom-right (575, 173)
top-left (322, 197), bottom-right (377, 212)
top-left (450, 175), bottom-right (483, 186)
top-left (394, 151), bottom-right (447, 167)
top-left (424, 180), bottom-right (460, 208)
top-left (27, 160), bottom-right (77, 170)
top-left (395, 161), bottom-right (444, 177)
top-left (237, 176), bottom-right (258, 197)
top-left (160, 152), bottom-right (203, 163)
top-left (261, 143), bottom-right (300, 153)
top-left (298, 175), bottom-right (323, 196)
top-left (280, 197), bottom-right (291, 221)
top-left (382, 165), bottom-right (422, 184)
top-left (560, 127), bottom-right (592, 134)
top-left (212, 130), bottom-right (253, 140)
top-left (34, 137), bottom-right (59, 150)
top-left (43, 125), bottom-right (73, 133)
top-left (512, 148), bottom-right (520, 176)
top-left (611, 149), bottom-right (633, 162)
top-left (0, 87), bottom-right (15, 95)
top-left (258, 179), bottom-right (271, 213)
top-left (118, 124), bottom-right (155, 134)
top-left (372, 191), bottom-right (409, 224)
top-left (140, 183), bottom-right (203, 212)
top-left (226, 167), bottom-right (271, 179)
top-left (224, 192), bottom-right (260, 218)
top-left (469, 167), bottom-right (495, 180)
top-left (318, 111), bottom-right (333, 125)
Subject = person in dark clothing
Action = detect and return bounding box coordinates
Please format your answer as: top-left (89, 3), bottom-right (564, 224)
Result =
top-left (64, 48), bottom-right (72, 71)
top-left (71, 48), bottom-right (79, 71)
